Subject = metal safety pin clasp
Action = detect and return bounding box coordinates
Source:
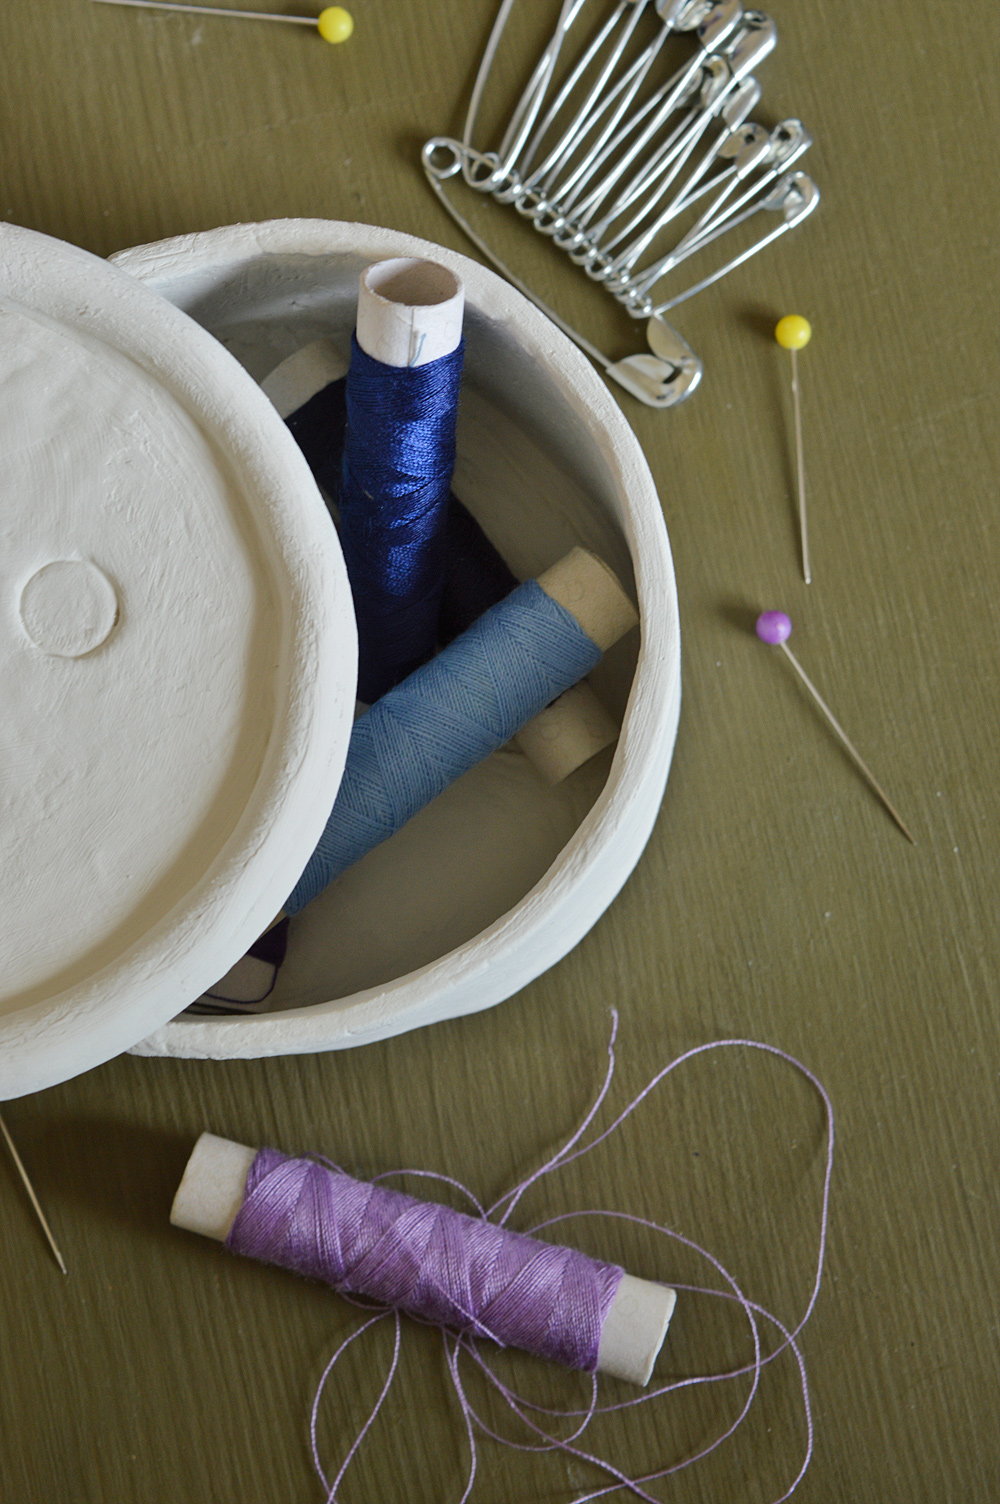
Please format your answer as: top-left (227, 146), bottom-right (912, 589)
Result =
top-left (606, 314), bottom-right (703, 406)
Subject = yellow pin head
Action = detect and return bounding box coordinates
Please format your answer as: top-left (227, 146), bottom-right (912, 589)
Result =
top-left (774, 315), bottom-right (812, 350)
top-left (317, 6), bottom-right (354, 42)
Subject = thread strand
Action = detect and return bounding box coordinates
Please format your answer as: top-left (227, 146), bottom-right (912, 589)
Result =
top-left (271, 1016), bottom-right (833, 1502)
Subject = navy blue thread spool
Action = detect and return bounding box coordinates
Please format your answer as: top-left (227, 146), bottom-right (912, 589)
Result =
top-left (260, 337), bottom-right (519, 649)
top-left (340, 259), bottom-right (465, 703)
top-left (439, 496), bottom-right (518, 643)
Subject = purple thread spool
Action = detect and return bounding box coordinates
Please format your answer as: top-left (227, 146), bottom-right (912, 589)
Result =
top-left (171, 1133), bottom-right (677, 1386)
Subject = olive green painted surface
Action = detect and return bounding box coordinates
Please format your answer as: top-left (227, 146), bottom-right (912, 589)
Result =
top-left (1, 1), bottom-right (997, 1499)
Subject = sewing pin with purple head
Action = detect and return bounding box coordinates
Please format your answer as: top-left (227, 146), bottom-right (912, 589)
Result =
top-left (755, 611), bottom-right (916, 843)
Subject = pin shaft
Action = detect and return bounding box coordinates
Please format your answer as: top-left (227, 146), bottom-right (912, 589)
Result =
top-left (89, 0), bottom-right (318, 26)
top-left (790, 347), bottom-right (810, 584)
top-left (779, 642), bottom-right (915, 843)
top-left (0, 1111), bottom-right (68, 1275)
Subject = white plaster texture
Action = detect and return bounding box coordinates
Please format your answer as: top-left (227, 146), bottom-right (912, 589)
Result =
top-left (0, 222), bottom-right (357, 1098)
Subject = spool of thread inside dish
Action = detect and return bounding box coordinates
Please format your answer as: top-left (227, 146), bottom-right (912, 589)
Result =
top-left (514, 680), bottom-right (619, 783)
top-left (284, 544), bottom-right (638, 915)
top-left (195, 543), bottom-right (637, 1006)
top-left (341, 258), bottom-right (465, 702)
top-left (171, 1132), bottom-right (676, 1387)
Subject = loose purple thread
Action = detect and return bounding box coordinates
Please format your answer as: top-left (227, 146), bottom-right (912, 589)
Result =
top-left (224, 1017), bottom-right (834, 1504)
top-left (227, 1153), bottom-right (623, 1372)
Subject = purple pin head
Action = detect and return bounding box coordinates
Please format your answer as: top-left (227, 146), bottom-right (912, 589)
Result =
top-left (756, 610), bottom-right (792, 645)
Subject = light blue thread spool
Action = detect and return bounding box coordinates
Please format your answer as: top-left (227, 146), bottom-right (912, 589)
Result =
top-left (285, 579), bottom-right (606, 914)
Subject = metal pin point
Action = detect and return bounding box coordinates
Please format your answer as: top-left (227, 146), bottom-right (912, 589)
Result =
top-left (755, 611), bottom-right (916, 844)
top-left (0, 1111), bottom-right (68, 1274)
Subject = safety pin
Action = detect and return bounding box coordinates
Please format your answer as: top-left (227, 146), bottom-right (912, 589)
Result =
top-left (518, 0), bottom-right (720, 188)
top-left (583, 115), bottom-right (760, 259)
top-left (518, 3), bottom-right (655, 185)
top-left (649, 171), bottom-right (820, 312)
top-left (517, 0), bottom-right (655, 191)
top-left (565, 57), bottom-right (720, 234)
top-left (493, 0), bottom-right (585, 183)
top-left (603, 115), bottom-right (769, 271)
top-left (422, 136), bottom-right (703, 408)
top-left (620, 30), bottom-right (767, 215)
top-left (524, 28), bottom-right (679, 212)
top-left (609, 163), bottom-right (811, 316)
top-left (500, 0), bottom-right (585, 161)
top-left (630, 120), bottom-right (808, 291)
top-left (635, 117), bottom-right (811, 289)
top-left (618, 107), bottom-right (771, 267)
top-left (541, 56), bottom-right (702, 226)
top-left (672, 0), bottom-right (715, 26)
top-left (605, 8), bottom-right (774, 257)
top-left (599, 5), bottom-right (770, 216)
top-left (462, 0), bottom-right (540, 187)
top-left (648, 117), bottom-right (772, 234)
top-left (578, 75), bottom-right (744, 286)
top-left (632, 168), bottom-right (815, 309)
top-left (593, 65), bottom-right (762, 277)
top-left (551, 0), bottom-right (746, 225)
top-left (560, 9), bottom-right (770, 258)
top-left (522, 0), bottom-right (708, 200)
top-left (527, 0), bottom-right (744, 223)
top-left (506, 49), bottom-right (704, 247)
top-left (463, 0), bottom-right (626, 201)
top-left (590, 68), bottom-right (761, 246)
top-left (667, 115), bottom-right (811, 260)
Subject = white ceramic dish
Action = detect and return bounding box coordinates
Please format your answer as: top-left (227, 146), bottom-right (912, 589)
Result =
top-left (112, 219), bottom-right (681, 1062)
top-left (0, 222), bottom-right (355, 1098)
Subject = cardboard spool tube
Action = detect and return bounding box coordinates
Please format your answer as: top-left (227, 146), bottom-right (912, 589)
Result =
top-left (261, 338), bottom-right (348, 419)
top-left (356, 257), bottom-right (465, 367)
top-left (514, 680), bottom-right (620, 784)
top-left (172, 1132), bottom-right (676, 1387)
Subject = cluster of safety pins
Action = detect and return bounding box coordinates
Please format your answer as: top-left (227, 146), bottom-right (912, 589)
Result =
top-left (423, 0), bottom-right (818, 407)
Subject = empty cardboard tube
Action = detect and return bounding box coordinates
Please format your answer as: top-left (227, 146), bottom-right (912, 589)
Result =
top-left (356, 257), bottom-right (464, 368)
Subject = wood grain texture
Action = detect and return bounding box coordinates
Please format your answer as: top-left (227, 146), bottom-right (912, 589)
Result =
top-left (1, 0), bottom-right (998, 1498)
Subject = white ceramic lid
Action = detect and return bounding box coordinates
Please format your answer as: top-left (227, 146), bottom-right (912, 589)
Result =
top-left (0, 223), bottom-right (356, 1098)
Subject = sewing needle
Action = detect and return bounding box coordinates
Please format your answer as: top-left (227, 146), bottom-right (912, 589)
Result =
top-left (755, 611), bottom-right (916, 844)
top-left (774, 315), bottom-right (812, 583)
top-left (88, 0), bottom-right (354, 43)
top-left (0, 1110), bottom-right (68, 1274)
